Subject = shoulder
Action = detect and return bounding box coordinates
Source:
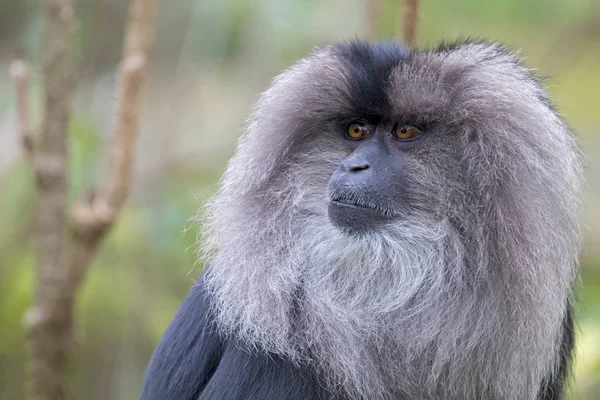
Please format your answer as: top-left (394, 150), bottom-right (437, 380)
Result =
top-left (140, 279), bottom-right (223, 400)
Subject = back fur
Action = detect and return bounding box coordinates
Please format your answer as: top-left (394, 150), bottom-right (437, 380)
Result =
top-left (197, 40), bottom-right (583, 400)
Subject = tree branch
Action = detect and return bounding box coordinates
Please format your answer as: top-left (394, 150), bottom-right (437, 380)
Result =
top-left (10, 60), bottom-right (35, 162)
top-left (367, 0), bottom-right (384, 40)
top-left (402, 0), bottom-right (419, 47)
top-left (23, 0), bottom-right (159, 399)
top-left (67, 0), bottom-right (158, 269)
top-left (65, 51), bottom-right (151, 292)
top-left (24, 0), bottom-right (77, 398)
top-left (103, 57), bottom-right (150, 210)
top-left (99, 0), bottom-right (158, 212)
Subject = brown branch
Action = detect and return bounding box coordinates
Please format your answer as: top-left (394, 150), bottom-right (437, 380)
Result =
top-left (401, 0), bottom-right (419, 47)
top-left (367, 0), bottom-right (384, 40)
top-left (23, 0), bottom-right (158, 399)
top-left (66, 0), bottom-right (157, 261)
top-left (10, 60), bottom-right (35, 162)
top-left (103, 58), bottom-right (151, 210)
top-left (101, 0), bottom-right (158, 211)
top-left (24, 0), bottom-right (78, 399)
top-left (65, 52), bottom-right (150, 289)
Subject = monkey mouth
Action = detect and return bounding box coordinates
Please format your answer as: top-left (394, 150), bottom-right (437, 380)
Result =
top-left (332, 197), bottom-right (377, 211)
top-left (328, 196), bottom-right (395, 233)
top-left (330, 196), bottom-right (395, 218)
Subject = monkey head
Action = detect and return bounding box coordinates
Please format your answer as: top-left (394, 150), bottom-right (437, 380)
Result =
top-left (198, 40), bottom-right (583, 400)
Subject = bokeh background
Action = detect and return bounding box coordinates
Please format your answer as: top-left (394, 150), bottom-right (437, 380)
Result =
top-left (0, 0), bottom-right (599, 399)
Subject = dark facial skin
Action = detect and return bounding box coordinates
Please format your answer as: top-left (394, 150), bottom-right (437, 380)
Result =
top-left (328, 122), bottom-right (420, 233)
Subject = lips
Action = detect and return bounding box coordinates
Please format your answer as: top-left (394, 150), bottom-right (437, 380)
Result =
top-left (331, 196), bottom-right (393, 217)
top-left (332, 197), bottom-right (375, 211)
top-left (328, 195), bottom-right (395, 232)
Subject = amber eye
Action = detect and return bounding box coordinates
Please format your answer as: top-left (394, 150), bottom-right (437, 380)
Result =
top-left (393, 124), bottom-right (422, 141)
top-left (346, 123), bottom-right (369, 140)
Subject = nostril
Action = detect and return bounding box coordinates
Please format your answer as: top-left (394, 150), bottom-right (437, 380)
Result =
top-left (349, 163), bottom-right (370, 172)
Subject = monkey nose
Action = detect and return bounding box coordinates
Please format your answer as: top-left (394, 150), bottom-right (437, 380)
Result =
top-left (349, 162), bottom-right (370, 173)
top-left (341, 153), bottom-right (372, 174)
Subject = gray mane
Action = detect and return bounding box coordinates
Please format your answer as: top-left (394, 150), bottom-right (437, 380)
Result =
top-left (196, 40), bottom-right (583, 400)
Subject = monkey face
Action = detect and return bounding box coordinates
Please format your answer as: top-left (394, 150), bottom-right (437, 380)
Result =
top-left (328, 121), bottom-right (418, 233)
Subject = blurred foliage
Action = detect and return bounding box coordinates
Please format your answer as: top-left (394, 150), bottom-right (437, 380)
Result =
top-left (0, 0), bottom-right (599, 399)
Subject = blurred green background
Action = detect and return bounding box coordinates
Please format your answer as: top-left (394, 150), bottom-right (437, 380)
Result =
top-left (0, 0), bottom-right (599, 399)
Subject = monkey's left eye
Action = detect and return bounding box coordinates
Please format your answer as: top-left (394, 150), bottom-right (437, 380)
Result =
top-left (393, 124), bottom-right (422, 141)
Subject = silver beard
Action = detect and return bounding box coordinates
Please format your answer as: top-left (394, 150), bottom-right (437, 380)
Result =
top-left (196, 41), bottom-right (583, 400)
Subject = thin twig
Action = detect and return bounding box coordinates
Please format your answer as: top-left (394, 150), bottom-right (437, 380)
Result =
top-left (402, 0), bottom-right (419, 47)
top-left (10, 60), bottom-right (35, 162)
top-left (103, 0), bottom-right (158, 211)
top-left (68, 0), bottom-right (158, 255)
top-left (367, 0), bottom-right (384, 40)
top-left (102, 54), bottom-right (148, 210)
top-left (65, 53), bottom-right (151, 289)
top-left (61, 0), bottom-right (158, 354)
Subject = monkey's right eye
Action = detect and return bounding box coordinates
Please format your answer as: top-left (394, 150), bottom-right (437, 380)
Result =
top-left (346, 123), bottom-right (369, 140)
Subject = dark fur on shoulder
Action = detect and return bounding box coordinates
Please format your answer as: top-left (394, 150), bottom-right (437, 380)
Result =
top-left (141, 281), bottom-right (342, 400)
top-left (140, 282), bottom-right (222, 399)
